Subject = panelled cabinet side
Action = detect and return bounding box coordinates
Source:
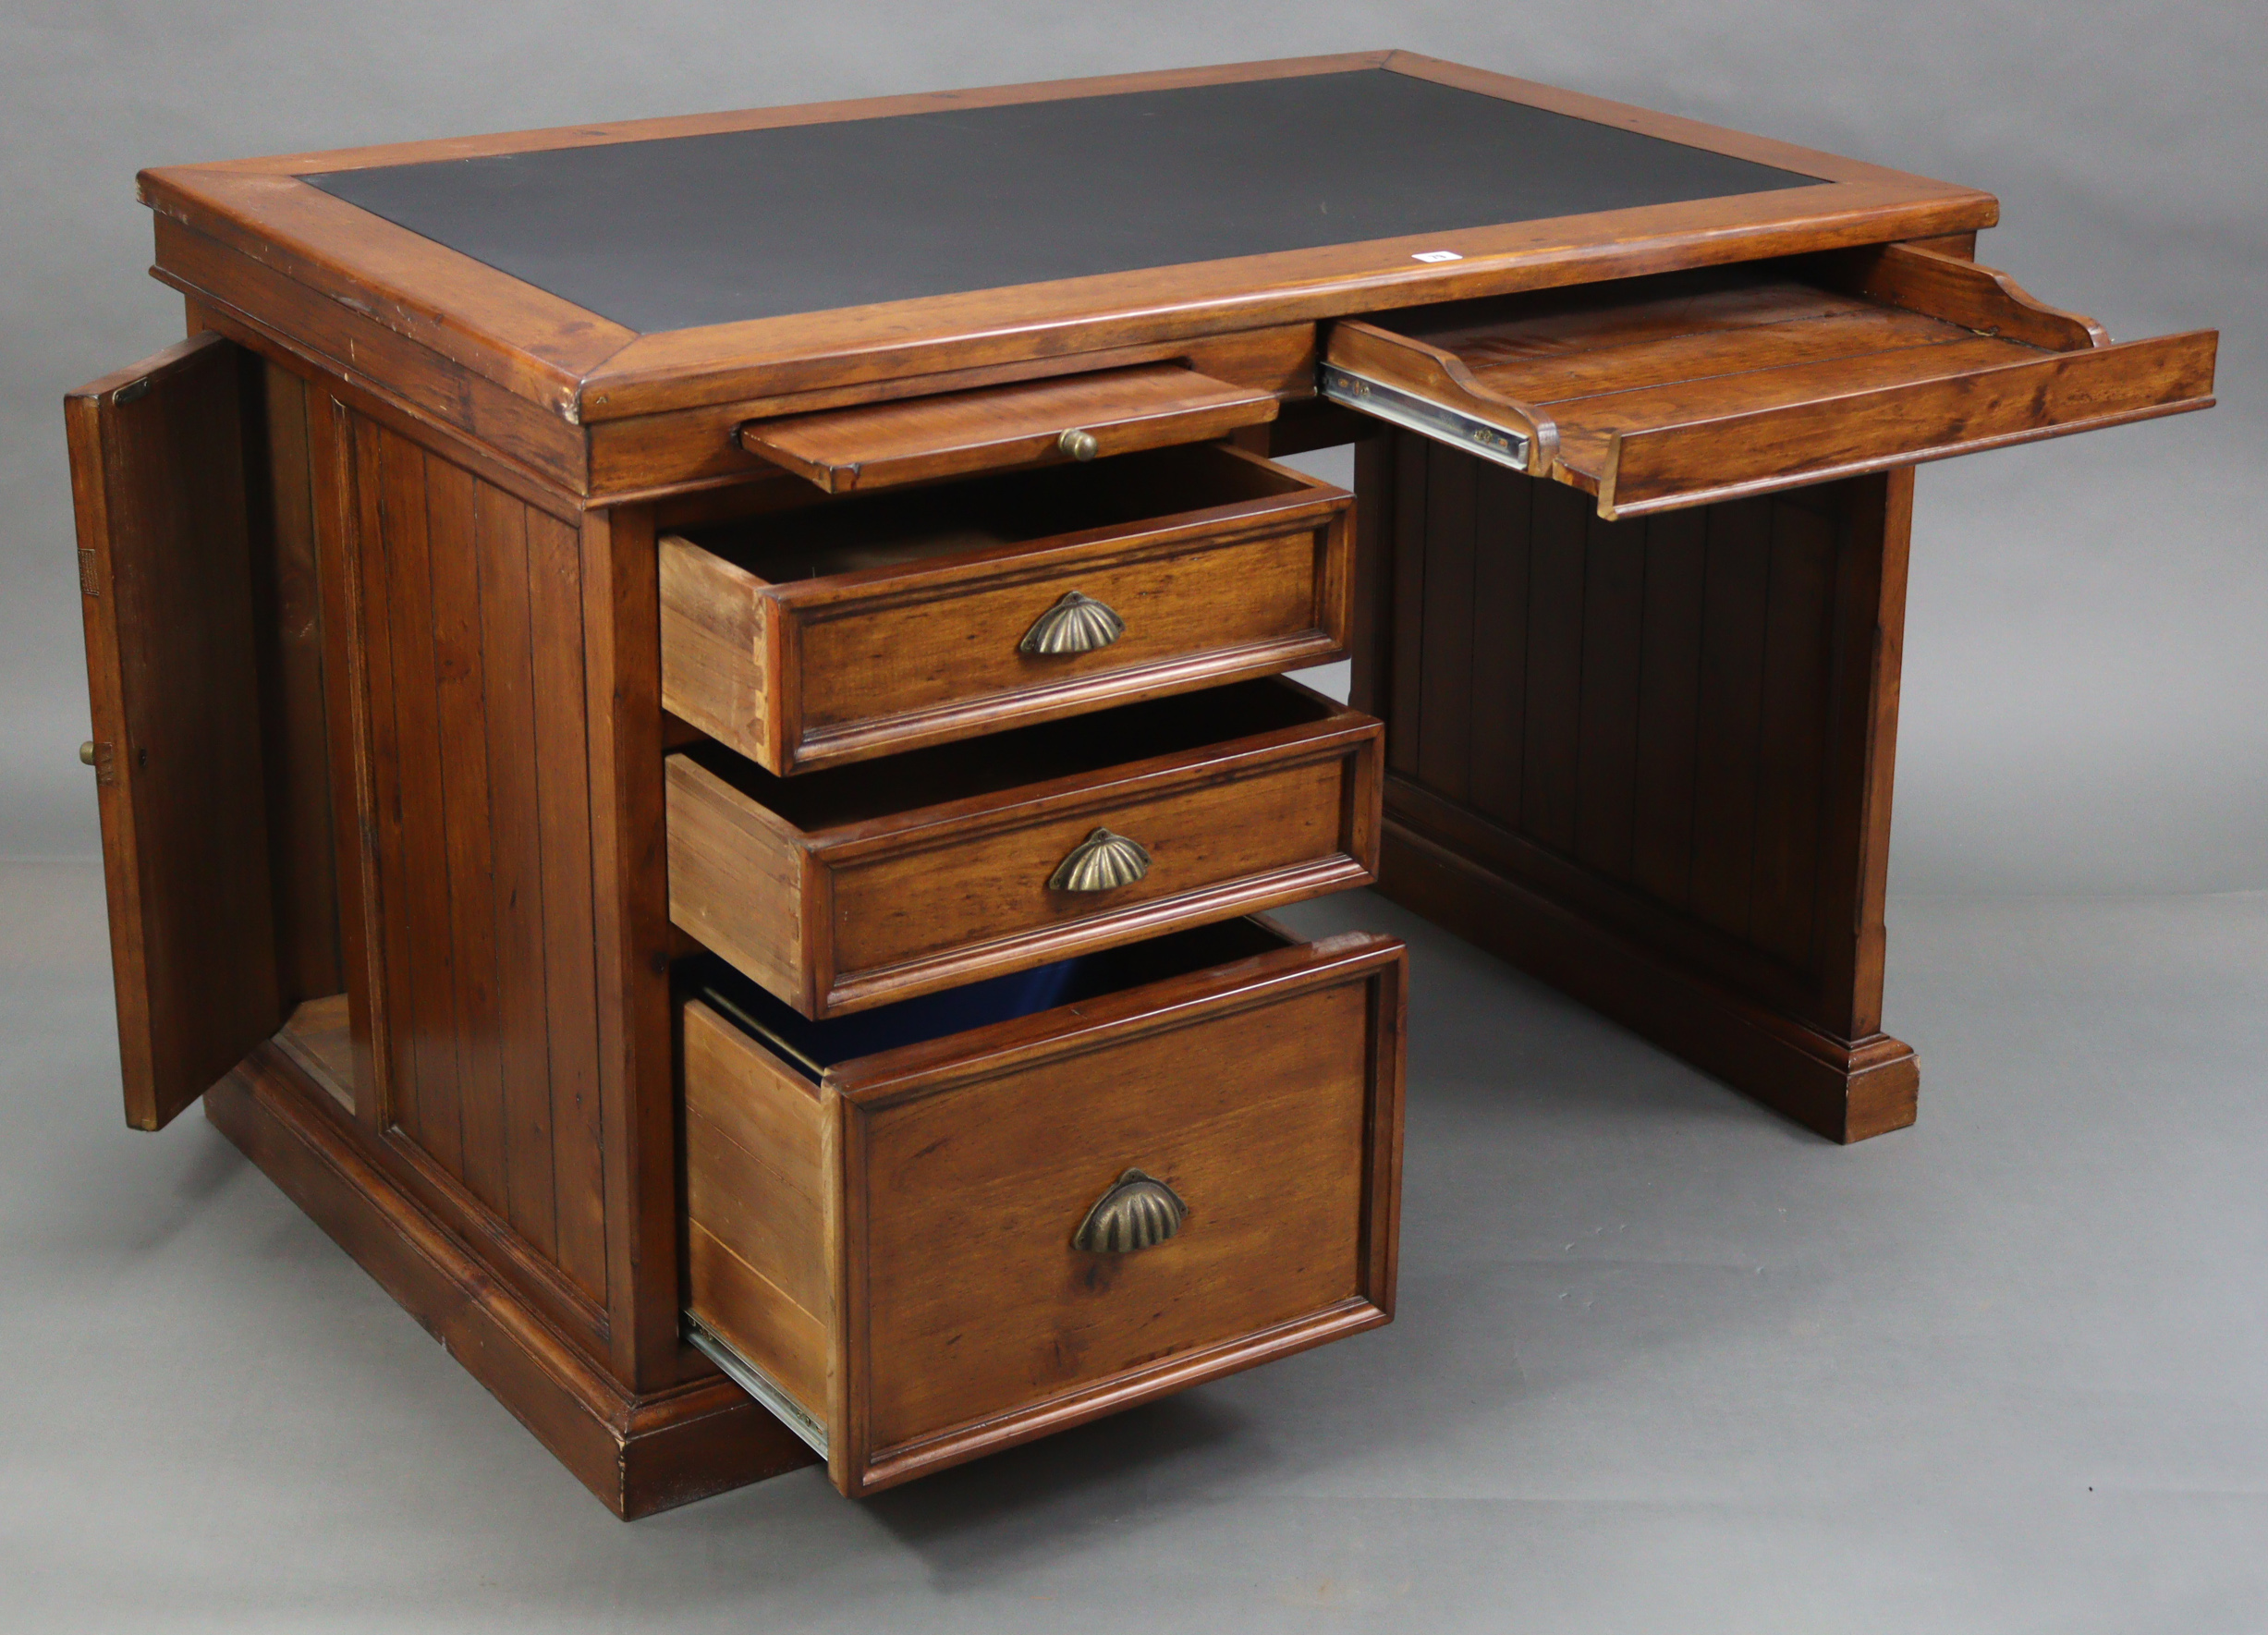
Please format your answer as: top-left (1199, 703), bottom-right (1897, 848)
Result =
top-left (213, 381), bottom-right (633, 1368)
top-left (1359, 430), bottom-right (1920, 1142)
top-left (333, 405), bottom-right (618, 1327)
top-left (228, 344), bottom-right (823, 1507)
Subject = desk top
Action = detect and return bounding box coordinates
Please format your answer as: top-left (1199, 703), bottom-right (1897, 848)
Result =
top-left (139, 52), bottom-right (1997, 478)
top-left (304, 69), bottom-right (1818, 335)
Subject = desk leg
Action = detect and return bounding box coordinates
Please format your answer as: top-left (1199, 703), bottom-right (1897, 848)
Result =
top-left (1351, 431), bottom-right (1915, 1142)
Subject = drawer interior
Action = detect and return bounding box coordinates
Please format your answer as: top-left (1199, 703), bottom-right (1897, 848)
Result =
top-left (673, 676), bottom-right (1343, 834)
top-left (681, 915), bottom-right (1290, 1078)
top-left (1324, 242), bottom-right (2215, 517)
top-left (669, 441), bottom-right (1323, 588)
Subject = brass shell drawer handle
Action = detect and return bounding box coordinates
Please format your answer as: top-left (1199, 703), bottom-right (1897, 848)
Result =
top-left (1074, 1168), bottom-right (1188, 1253)
top-left (1019, 590), bottom-right (1125, 655)
top-left (1048, 827), bottom-right (1150, 892)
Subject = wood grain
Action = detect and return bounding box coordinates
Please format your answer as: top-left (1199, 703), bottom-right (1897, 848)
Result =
top-left (1628, 506), bottom-right (1707, 905)
top-left (656, 531), bottom-right (774, 765)
top-left (1345, 436), bottom-right (1395, 726)
top-left (427, 457), bottom-right (509, 1213)
top-left (1817, 239), bottom-right (2106, 349)
top-left (151, 216), bottom-right (591, 494)
top-left (1326, 254), bottom-right (2218, 519)
top-left (474, 483), bottom-right (558, 1257)
top-left (1688, 498), bottom-right (1774, 939)
top-left (683, 999), bottom-right (830, 1412)
top-left (832, 927), bottom-right (1404, 1495)
top-left (274, 993), bottom-right (354, 1103)
top-left (1379, 820), bottom-right (1914, 1142)
top-left (1465, 461), bottom-right (1532, 826)
top-left (283, 396), bottom-right (620, 1350)
top-left (682, 921), bottom-right (1405, 1495)
top-left (742, 363), bottom-right (1279, 493)
top-left (68, 334), bottom-right (283, 1130)
top-left (143, 54), bottom-right (1999, 451)
top-left (1519, 482), bottom-right (1592, 853)
top-left (1385, 430), bottom-right (1429, 779)
top-left (303, 378), bottom-right (388, 1126)
top-left (1808, 470), bottom-right (1913, 1041)
top-left (1483, 302), bottom-right (1963, 405)
top-left (667, 678), bottom-right (1381, 1016)
top-left (139, 166), bottom-right (630, 415)
top-left (665, 752), bottom-right (810, 1005)
top-left (1415, 445), bottom-right (1477, 800)
top-left (349, 400), bottom-right (412, 1132)
top-left (579, 171), bottom-right (1997, 421)
top-left (856, 979), bottom-right (1371, 1456)
top-left (243, 360), bottom-right (344, 1007)
top-left (247, 400), bottom-right (621, 1360)
top-left (526, 508), bottom-right (610, 1299)
top-left (659, 444), bottom-right (1351, 774)
top-left (1599, 329), bottom-right (2217, 515)
top-left (1362, 430), bottom-right (1930, 1138)
top-left (590, 324), bottom-right (1318, 501)
top-left (177, 269), bottom-right (589, 517)
top-left (1749, 495), bottom-right (1837, 967)
top-left (301, 376), bottom-right (390, 1129)
top-left (1572, 506), bottom-right (1647, 877)
top-left (579, 501), bottom-right (686, 1389)
top-left (375, 427), bottom-right (467, 1176)
top-left (343, 412), bottom-right (614, 1304)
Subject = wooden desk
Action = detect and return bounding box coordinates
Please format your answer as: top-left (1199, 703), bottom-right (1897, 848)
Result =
top-left (66, 53), bottom-right (2216, 1515)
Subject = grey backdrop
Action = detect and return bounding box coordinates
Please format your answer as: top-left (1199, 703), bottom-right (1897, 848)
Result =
top-left (5, 5), bottom-right (2265, 1630)
top-left (3, 0), bottom-right (2262, 885)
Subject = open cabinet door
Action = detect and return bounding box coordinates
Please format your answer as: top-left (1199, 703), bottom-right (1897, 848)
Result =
top-left (68, 332), bottom-right (282, 1130)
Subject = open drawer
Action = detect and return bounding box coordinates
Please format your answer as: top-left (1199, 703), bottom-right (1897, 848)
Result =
top-left (667, 677), bottom-right (1381, 1019)
top-left (659, 442), bottom-right (1350, 775)
top-left (1322, 242), bottom-right (2218, 518)
top-left (679, 918), bottom-right (1406, 1496)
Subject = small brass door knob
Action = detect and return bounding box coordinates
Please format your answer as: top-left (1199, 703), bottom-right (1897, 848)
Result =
top-left (79, 741), bottom-right (96, 766)
top-left (1057, 428), bottom-right (1100, 461)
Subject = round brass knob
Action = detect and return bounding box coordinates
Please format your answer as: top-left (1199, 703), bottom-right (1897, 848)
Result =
top-left (1057, 428), bottom-right (1100, 462)
top-left (79, 741), bottom-right (96, 767)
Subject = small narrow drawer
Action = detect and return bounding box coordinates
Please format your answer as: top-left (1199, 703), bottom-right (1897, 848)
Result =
top-left (680, 918), bottom-right (1406, 1497)
top-left (667, 677), bottom-right (1381, 1018)
top-left (658, 442), bottom-right (1351, 775)
top-left (739, 361), bottom-right (1283, 494)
